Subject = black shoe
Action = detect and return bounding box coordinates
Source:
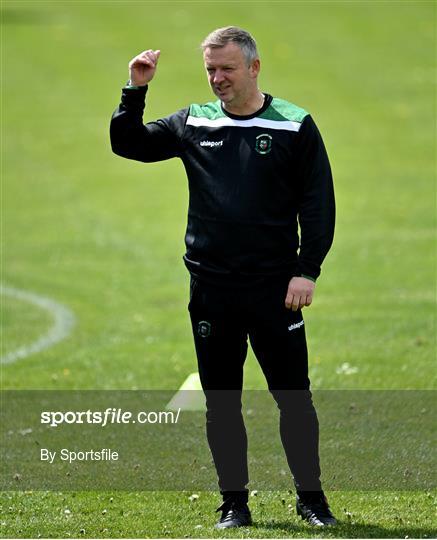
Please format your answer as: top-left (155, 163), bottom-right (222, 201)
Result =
top-left (296, 493), bottom-right (337, 526)
top-left (215, 500), bottom-right (252, 529)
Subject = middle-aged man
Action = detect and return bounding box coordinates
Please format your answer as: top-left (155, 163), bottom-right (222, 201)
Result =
top-left (111, 26), bottom-right (336, 529)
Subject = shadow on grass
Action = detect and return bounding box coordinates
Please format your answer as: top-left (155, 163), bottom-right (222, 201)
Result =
top-left (252, 519), bottom-right (436, 538)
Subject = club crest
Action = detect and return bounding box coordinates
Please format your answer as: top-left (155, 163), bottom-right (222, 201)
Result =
top-left (197, 321), bottom-right (211, 338)
top-left (255, 133), bottom-right (272, 154)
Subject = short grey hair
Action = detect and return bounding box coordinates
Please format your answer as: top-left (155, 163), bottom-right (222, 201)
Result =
top-left (201, 26), bottom-right (259, 65)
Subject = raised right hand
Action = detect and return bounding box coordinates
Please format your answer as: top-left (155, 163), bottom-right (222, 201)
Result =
top-left (128, 49), bottom-right (161, 86)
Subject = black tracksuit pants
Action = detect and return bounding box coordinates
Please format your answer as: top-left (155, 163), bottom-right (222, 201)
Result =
top-left (188, 276), bottom-right (322, 499)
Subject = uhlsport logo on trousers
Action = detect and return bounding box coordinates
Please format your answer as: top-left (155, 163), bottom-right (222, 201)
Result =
top-left (288, 320), bottom-right (304, 331)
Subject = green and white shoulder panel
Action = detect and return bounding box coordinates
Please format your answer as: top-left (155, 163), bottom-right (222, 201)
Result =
top-left (187, 98), bottom-right (308, 132)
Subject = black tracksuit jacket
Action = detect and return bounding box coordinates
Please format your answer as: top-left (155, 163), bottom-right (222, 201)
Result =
top-left (110, 85), bottom-right (335, 285)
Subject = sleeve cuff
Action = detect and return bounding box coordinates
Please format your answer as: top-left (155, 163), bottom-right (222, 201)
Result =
top-left (301, 274), bottom-right (317, 283)
top-left (124, 80), bottom-right (148, 90)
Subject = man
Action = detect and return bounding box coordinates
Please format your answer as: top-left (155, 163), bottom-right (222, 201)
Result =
top-left (111, 26), bottom-right (336, 529)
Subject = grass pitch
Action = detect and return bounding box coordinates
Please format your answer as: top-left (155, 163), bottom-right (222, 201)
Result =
top-left (1, 0), bottom-right (436, 538)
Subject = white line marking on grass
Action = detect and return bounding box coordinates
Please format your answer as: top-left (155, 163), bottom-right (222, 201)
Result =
top-left (1, 285), bottom-right (76, 364)
top-left (166, 372), bottom-right (205, 411)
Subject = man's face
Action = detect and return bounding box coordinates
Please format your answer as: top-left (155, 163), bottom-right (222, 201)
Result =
top-left (203, 42), bottom-right (259, 106)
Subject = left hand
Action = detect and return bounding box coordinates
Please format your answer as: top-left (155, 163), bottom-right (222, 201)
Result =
top-left (285, 277), bottom-right (316, 311)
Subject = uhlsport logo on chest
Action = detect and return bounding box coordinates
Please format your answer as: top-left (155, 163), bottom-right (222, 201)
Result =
top-left (255, 133), bottom-right (272, 154)
top-left (200, 140), bottom-right (224, 148)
